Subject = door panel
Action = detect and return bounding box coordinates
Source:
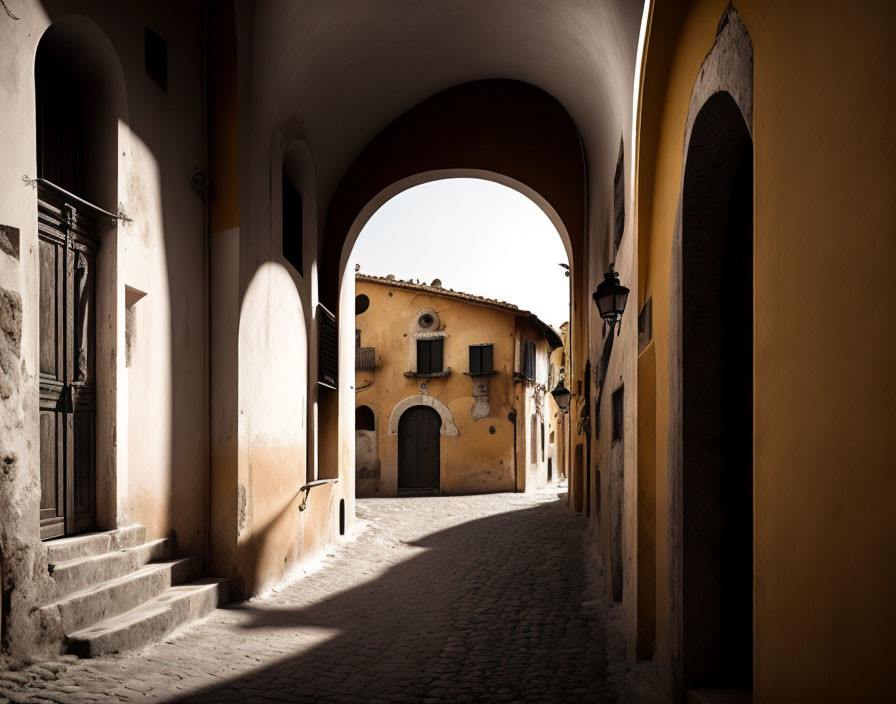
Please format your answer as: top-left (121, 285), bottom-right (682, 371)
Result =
top-left (417, 410), bottom-right (440, 487)
top-left (38, 189), bottom-right (98, 539)
top-left (397, 406), bottom-right (440, 489)
top-left (39, 230), bottom-right (67, 539)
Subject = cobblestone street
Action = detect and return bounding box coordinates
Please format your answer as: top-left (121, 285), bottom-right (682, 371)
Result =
top-left (0, 488), bottom-right (662, 703)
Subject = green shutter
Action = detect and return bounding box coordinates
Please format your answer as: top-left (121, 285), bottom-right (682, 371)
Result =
top-left (432, 338), bottom-right (443, 372)
top-left (469, 344), bottom-right (493, 374)
top-left (418, 339), bottom-right (443, 374)
top-left (522, 340), bottom-right (535, 380)
top-left (418, 339), bottom-right (429, 373)
top-left (482, 344), bottom-right (493, 373)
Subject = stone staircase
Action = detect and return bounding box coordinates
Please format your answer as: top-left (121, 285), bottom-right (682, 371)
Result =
top-left (41, 526), bottom-right (229, 657)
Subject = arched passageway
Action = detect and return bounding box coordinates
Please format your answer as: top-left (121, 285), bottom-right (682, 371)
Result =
top-left (331, 80), bottom-right (584, 507)
top-left (348, 176), bottom-right (570, 499)
top-left (680, 90), bottom-right (753, 692)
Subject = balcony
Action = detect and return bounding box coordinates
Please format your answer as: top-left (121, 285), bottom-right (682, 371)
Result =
top-left (356, 346), bottom-right (376, 371)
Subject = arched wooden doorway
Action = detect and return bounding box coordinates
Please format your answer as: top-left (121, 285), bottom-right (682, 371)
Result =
top-left (681, 90), bottom-right (753, 692)
top-left (34, 20), bottom-right (123, 539)
top-left (397, 406), bottom-right (441, 492)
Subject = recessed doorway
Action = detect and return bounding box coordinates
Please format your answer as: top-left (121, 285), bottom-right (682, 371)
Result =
top-left (397, 405), bottom-right (441, 492)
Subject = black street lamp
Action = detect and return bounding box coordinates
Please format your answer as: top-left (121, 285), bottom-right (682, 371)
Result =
top-left (593, 263), bottom-right (630, 335)
top-left (551, 375), bottom-right (572, 411)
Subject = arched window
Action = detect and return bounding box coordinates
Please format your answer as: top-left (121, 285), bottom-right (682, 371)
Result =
top-left (355, 405), bottom-right (375, 431)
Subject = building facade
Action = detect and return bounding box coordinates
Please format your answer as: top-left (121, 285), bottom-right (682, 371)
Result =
top-left (354, 275), bottom-right (564, 497)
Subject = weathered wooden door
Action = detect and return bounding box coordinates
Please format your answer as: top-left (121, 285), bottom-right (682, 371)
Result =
top-left (397, 406), bottom-right (440, 490)
top-left (39, 187), bottom-right (98, 539)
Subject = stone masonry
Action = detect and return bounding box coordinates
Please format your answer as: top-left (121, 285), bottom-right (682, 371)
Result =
top-left (0, 488), bottom-right (664, 703)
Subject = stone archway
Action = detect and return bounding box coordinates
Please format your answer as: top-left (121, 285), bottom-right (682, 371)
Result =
top-left (387, 395), bottom-right (459, 437)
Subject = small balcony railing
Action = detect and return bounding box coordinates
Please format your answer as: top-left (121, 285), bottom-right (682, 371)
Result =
top-left (356, 346), bottom-right (376, 371)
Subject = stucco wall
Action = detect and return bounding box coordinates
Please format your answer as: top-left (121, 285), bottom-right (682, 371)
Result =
top-left (0, 0), bottom-right (209, 659)
top-left (637, 0), bottom-right (896, 699)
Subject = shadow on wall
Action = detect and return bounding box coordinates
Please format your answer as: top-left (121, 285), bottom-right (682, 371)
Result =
top-left (170, 496), bottom-right (608, 703)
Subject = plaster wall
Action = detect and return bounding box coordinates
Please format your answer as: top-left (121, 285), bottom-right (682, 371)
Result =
top-left (637, 0), bottom-right (896, 698)
top-left (0, 0), bottom-right (210, 660)
top-left (213, 0), bottom-right (355, 599)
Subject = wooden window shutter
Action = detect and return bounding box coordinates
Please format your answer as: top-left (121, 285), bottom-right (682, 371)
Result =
top-left (469, 343), bottom-right (494, 375)
top-left (433, 339), bottom-right (443, 372)
top-left (318, 303), bottom-right (337, 389)
top-left (521, 339), bottom-right (536, 380)
top-left (417, 339), bottom-right (430, 372)
top-left (418, 338), bottom-right (443, 374)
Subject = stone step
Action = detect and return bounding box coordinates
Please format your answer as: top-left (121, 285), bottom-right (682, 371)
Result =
top-left (45, 525), bottom-right (147, 564)
top-left (49, 538), bottom-right (172, 599)
top-left (41, 558), bottom-right (198, 634)
top-left (66, 578), bottom-right (230, 657)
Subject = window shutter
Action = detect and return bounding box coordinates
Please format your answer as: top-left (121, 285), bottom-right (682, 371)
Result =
top-left (469, 344), bottom-right (494, 375)
top-left (317, 303), bottom-right (337, 388)
top-left (521, 340), bottom-right (536, 380)
top-left (418, 339), bottom-right (430, 373)
top-left (432, 338), bottom-right (443, 372)
top-left (483, 344), bottom-right (493, 373)
top-left (417, 338), bottom-right (443, 374)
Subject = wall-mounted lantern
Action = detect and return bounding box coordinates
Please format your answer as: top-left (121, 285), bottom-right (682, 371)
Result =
top-left (593, 263), bottom-right (630, 335)
top-left (551, 373), bottom-right (572, 411)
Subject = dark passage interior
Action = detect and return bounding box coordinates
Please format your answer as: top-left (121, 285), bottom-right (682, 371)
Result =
top-left (681, 91), bottom-right (754, 691)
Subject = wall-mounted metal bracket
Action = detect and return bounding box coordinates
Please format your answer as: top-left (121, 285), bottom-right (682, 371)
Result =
top-left (298, 478), bottom-right (339, 511)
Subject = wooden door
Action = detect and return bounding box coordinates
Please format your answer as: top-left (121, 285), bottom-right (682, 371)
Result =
top-left (397, 406), bottom-right (440, 490)
top-left (39, 188), bottom-right (98, 539)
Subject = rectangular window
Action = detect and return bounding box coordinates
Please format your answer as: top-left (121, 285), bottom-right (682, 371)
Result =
top-left (144, 28), bottom-right (168, 92)
top-left (520, 339), bottom-right (536, 380)
top-left (469, 343), bottom-right (494, 374)
top-left (612, 385), bottom-right (624, 443)
top-left (282, 170), bottom-right (303, 275)
top-left (417, 338), bottom-right (443, 374)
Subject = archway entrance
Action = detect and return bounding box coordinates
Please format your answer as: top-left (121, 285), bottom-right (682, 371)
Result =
top-left (330, 81), bottom-right (583, 505)
top-left (681, 91), bottom-right (753, 692)
top-left (398, 406), bottom-right (441, 492)
top-left (34, 20), bottom-right (122, 539)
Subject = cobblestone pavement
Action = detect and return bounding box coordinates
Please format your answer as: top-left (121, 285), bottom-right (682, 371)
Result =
top-left (0, 487), bottom-right (665, 703)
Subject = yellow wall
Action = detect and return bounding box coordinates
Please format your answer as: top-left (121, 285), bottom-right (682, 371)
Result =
top-left (638, 0), bottom-right (896, 699)
top-left (355, 279), bottom-right (553, 495)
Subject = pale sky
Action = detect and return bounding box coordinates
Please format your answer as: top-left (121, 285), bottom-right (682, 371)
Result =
top-left (349, 179), bottom-right (570, 328)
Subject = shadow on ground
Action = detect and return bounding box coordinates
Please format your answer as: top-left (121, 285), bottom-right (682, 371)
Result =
top-left (169, 494), bottom-right (613, 703)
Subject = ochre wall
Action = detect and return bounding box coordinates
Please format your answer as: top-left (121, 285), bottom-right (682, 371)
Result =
top-left (638, 0), bottom-right (896, 699)
top-left (354, 279), bottom-right (552, 496)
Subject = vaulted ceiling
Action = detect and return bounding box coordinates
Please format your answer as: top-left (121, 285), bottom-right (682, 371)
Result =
top-left (247, 0), bottom-right (645, 208)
